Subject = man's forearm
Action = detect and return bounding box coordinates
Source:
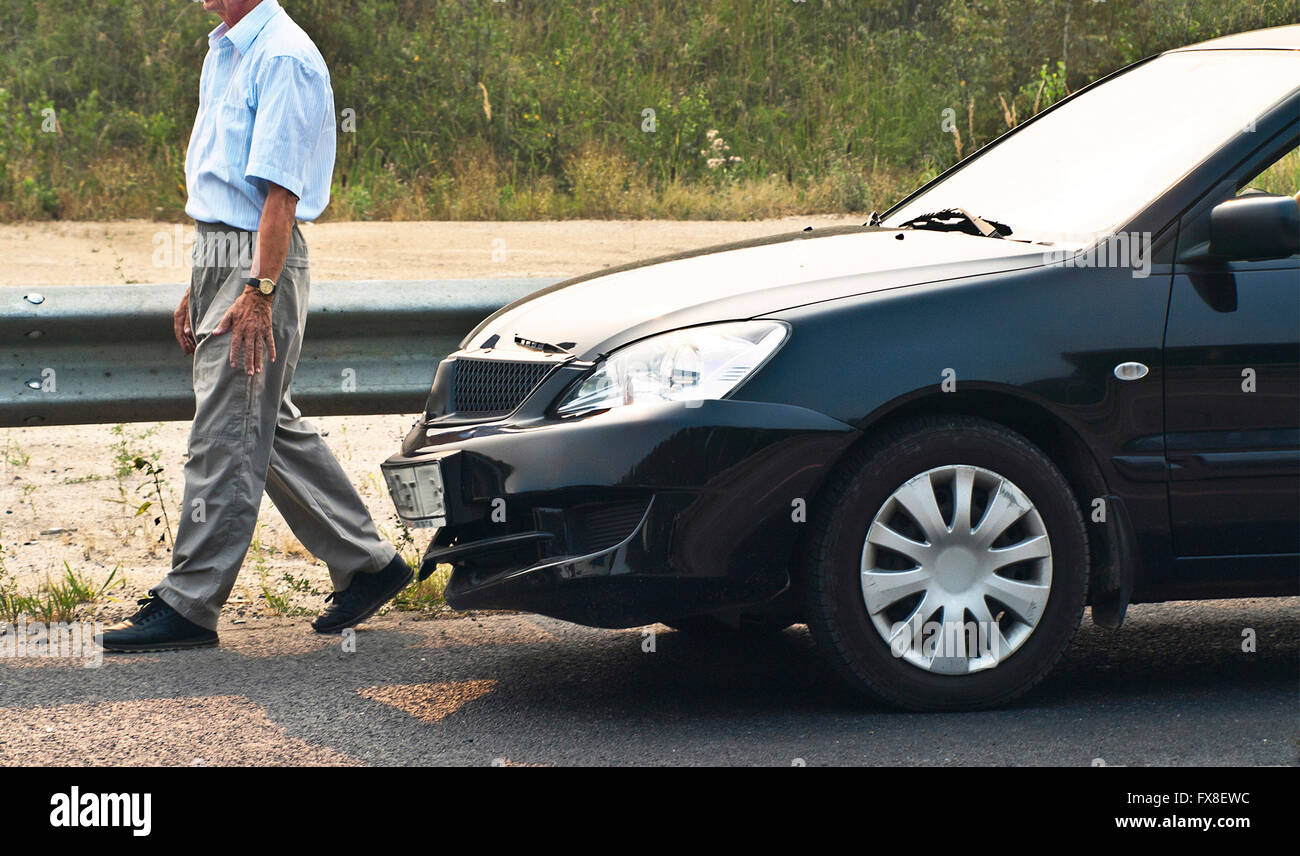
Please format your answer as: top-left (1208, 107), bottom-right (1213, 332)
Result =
top-left (250, 183), bottom-right (299, 283)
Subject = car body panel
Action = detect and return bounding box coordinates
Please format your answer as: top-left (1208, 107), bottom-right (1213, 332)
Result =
top-left (741, 258), bottom-right (1178, 592)
top-left (1165, 259), bottom-right (1300, 559)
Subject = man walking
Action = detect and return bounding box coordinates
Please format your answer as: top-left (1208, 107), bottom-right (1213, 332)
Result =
top-left (101, 0), bottom-right (411, 651)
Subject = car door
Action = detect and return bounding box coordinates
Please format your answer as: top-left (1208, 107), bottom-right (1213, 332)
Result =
top-left (1164, 136), bottom-right (1300, 569)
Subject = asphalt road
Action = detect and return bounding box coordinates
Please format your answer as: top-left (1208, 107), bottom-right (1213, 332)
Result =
top-left (0, 598), bottom-right (1295, 766)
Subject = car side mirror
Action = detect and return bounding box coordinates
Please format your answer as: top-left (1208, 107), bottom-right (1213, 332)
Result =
top-left (1207, 195), bottom-right (1300, 262)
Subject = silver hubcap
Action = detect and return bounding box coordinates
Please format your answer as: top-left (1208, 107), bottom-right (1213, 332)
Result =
top-left (859, 465), bottom-right (1052, 675)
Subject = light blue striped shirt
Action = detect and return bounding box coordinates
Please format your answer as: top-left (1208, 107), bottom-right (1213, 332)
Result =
top-left (184, 0), bottom-right (336, 232)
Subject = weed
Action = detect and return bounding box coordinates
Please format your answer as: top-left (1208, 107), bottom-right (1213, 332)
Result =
top-left (2, 436), bottom-right (29, 470)
top-left (393, 563), bottom-right (452, 613)
top-left (131, 455), bottom-right (174, 549)
top-left (0, 562), bottom-right (121, 624)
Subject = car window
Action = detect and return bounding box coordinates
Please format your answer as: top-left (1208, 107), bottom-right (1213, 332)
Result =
top-left (1174, 135), bottom-right (1299, 259)
top-left (1236, 144), bottom-right (1299, 198)
top-left (885, 50), bottom-right (1300, 248)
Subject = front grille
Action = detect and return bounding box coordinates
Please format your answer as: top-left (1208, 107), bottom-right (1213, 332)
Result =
top-left (451, 357), bottom-right (554, 417)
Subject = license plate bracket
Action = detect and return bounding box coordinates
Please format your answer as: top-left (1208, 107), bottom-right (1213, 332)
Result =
top-left (382, 452), bottom-right (455, 528)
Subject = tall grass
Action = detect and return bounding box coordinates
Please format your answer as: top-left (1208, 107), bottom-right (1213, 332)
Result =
top-left (0, 562), bottom-right (122, 624)
top-left (0, 0), bottom-right (1296, 221)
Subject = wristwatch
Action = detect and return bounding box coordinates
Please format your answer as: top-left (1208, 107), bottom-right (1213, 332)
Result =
top-left (245, 276), bottom-right (276, 296)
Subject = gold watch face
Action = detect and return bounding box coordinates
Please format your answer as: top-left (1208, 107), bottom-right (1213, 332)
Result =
top-left (257, 278), bottom-right (275, 295)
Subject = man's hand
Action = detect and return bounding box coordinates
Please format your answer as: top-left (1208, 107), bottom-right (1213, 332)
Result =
top-left (214, 287), bottom-right (276, 375)
top-left (173, 289), bottom-right (196, 355)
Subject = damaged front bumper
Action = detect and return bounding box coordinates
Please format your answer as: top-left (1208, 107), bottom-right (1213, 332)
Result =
top-left (381, 398), bottom-right (859, 627)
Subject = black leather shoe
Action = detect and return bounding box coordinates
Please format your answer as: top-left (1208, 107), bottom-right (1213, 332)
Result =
top-left (312, 554), bottom-right (414, 634)
top-left (99, 591), bottom-right (218, 652)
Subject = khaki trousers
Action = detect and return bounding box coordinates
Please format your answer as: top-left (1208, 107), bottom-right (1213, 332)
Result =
top-left (153, 221), bottom-right (396, 630)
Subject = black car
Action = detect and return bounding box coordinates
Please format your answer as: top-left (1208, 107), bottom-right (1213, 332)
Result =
top-left (382, 26), bottom-right (1300, 710)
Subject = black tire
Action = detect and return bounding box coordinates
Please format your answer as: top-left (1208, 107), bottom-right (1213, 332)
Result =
top-left (802, 415), bottom-right (1088, 711)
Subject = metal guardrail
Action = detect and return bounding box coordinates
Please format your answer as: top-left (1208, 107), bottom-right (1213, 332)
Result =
top-left (1, 278), bottom-right (560, 428)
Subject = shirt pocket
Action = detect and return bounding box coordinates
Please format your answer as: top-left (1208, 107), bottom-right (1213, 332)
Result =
top-left (216, 98), bottom-right (255, 173)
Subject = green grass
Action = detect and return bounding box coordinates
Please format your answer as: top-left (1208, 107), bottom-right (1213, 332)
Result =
top-left (2, 0), bottom-right (1295, 221)
top-left (376, 517), bottom-right (454, 613)
top-left (393, 564), bottom-right (453, 613)
top-left (0, 563), bottom-right (122, 624)
top-left (258, 570), bottom-right (324, 617)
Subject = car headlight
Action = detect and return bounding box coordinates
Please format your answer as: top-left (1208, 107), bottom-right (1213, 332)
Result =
top-left (555, 321), bottom-right (789, 416)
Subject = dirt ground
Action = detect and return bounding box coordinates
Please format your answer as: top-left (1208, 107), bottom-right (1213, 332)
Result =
top-left (1, 217), bottom-right (861, 622)
top-left (0, 215), bottom-right (863, 286)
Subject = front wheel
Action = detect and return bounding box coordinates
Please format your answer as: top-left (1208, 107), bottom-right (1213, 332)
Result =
top-left (802, 416), bottom-right (1088, 711)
